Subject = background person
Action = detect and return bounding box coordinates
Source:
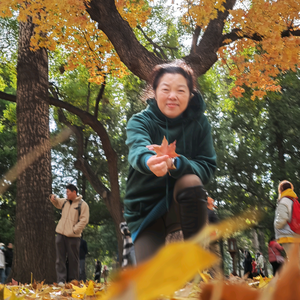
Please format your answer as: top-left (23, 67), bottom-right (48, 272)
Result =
top-left (94, 260), bottom-right (101, 282)
top-left (207, 196), bottom-right (222, 277)
top-left (79, 236), bottom-right (88, 282)
top-left (207, 196), bottom-right (218, 224)
top-left (268, 237), bottom-right (285, 275)
top-left (124, 61), bottom-right (216, 263)
top-left (0, 243), bottom-right (5, 283)
top-left (274, 180), bottom-right (300, 257)
top-left (256, 252), bottom-right (265, 277)
top-left (251, 258), bottom-right (258, 277)
top-left (243, 250), bottom-right (253, 278)
top-left (4, 243), bottom-right (13, 279)
top-left (102, 265), bottom-right (109, 283)
top-left (50, 183), bottom-right (89, 284)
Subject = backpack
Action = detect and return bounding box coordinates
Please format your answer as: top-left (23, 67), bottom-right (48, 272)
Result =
top-left (286, 196), bottom-right (300, 234)
top-left (62, 199), bottom-right (83, 222)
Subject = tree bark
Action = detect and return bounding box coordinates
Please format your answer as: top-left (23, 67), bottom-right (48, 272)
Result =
top-left (86, 0), bottom-right (237, 79)
top-left (11, 19), bottom-right (56, 283)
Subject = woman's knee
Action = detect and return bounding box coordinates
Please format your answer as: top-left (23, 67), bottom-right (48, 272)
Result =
top-left (173, 174), bottom-right (202, 199)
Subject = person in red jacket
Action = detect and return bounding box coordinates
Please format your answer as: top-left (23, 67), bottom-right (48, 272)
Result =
top-left (268, 237), bottom-right (285, 275)
top-left (251, 258), bottom-right (257, 277)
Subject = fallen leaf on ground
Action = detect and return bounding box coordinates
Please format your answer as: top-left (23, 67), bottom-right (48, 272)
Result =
top-left (103, 241), bottom-right (218, 300)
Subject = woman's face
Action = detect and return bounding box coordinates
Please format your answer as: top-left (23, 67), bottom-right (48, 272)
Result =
top-left (155, 73), bottom-right (190, 118)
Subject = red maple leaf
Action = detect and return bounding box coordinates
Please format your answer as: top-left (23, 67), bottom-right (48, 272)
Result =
top-left (152, 136), bottom-right (180, 158)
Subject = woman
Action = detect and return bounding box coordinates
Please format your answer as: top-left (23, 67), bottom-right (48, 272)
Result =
top-left (94, 260), bottom-right (101, 282)
top-left (102, 266), bottom-right (109, 283)
top-left (243, 250), bottom-right (253, 278)
top-left (124, 61), bottom-right (217, 263)
top-left (268, 237), bottom-right (285, 275)
top-left (274, 180), bottom-right (300, 257)
top-left (251, 258), bottom-right (257, 277)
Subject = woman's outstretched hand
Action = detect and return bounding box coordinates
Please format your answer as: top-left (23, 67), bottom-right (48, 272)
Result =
top-left (147, 155), bottom-right (170, 177)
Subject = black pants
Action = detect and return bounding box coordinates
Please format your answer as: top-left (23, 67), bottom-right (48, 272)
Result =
top-left (271, 261), bottom-right (283, 275)
top-left (134, 199), bottom-right (182, 263)
top-left (134, 174), bottom-right (206, 264)
top-left (55, 234), bottom-right (81, 283)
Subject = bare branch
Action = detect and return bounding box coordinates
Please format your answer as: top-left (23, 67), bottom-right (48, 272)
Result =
top-left (136, 25), bottom-right (168, 60)
top-left (221, 28), bottom-right (300, 46)
top-left (58, 109), bottom-right (110, 199)
top-left (94, 77), bottom-right (106, 119)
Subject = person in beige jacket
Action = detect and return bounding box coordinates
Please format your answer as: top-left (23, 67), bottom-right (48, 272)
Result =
top-left (50, 183), bottom-right (89, 284)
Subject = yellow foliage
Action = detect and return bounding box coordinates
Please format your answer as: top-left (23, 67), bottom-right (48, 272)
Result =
top-left (102, 241), bottom-right (218, 300)
top-left (1, 0), bottom-right (300, 97)
top-left (0, 0), bottom-right (150, 84)
top-left (220, 0), bottom-right (300, 98)
top-left (181, 0), bottom-right (226, 29)
top-left (180, 0), bottom-right (300, 98)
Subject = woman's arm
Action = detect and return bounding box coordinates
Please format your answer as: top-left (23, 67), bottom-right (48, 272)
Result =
top-left (126, 115), bottom-right (157, 175)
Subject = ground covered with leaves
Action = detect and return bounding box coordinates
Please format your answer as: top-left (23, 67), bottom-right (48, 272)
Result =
top-left (2, 212), bottom-right (299, 300)
top-left (0, 264), bottom-right (298, 300)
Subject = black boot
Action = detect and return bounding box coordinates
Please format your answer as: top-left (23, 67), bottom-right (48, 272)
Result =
top-left (176, 185), bottom-right (208, 239)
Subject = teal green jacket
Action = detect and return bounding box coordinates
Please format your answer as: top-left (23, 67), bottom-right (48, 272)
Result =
top-left (124, 92), bottom-right (217, 238)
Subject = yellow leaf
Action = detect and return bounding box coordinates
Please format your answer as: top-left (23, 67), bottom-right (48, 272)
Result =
top-left (192, 209), bottom-right (262, 246)
top-left (199, 271), bottom-right (212, 283)
top-left (4, 287), bottom-right (12, 299)
top-left (72, 284), bottom-right (87, 298)
top-left (103, 241), bottom-right (218, 300)
top-left (258, 275), bottom-right (271, 288)
top-left (86, 281), bottom-right (95, 296)
top-left (8, 291), bottom-right (17, 300)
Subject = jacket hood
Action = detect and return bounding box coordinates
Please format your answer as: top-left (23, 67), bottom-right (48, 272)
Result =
top-left (278, 189), bottom-right (297, 202)
top-left (146, 91), bottom-right (206, 125)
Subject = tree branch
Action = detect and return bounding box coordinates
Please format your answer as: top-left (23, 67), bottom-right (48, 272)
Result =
top-left (221, 28), bottom-right (300, 46)
top-left (136, 25), bottom-right (168, 60)
top-left (190, 25), bottom-right (201, 54)
top-left (0, 90), bottom-right (120, 204)
top-left (86, 0), bottom-right (163, 81)
top-left (237, 178), bottom-right (276, 209)
top-left (58, 109), bottom-right (110, 200)
top-left (94, 77), bottom-right (106, 119)
top-left (185, 0), bottom-right (237, 76)
top-left (0, 91), bottom-right (16, 102)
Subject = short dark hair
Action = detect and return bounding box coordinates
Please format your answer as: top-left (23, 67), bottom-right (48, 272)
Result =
top-left (151, 60), bottom-right (196, 94)
top-left (269, 236), bottom-right (275, 243)
top-left (66, 183), bottom-right (78, 194)
top-left (280, 182), bottom-right (291, 192)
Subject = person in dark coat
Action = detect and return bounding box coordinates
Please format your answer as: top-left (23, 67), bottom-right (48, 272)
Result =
top-left (207, 197), bottom-right (218, 224)
top-left (244, 250), bottom-right (253, 278)
top-left (124, 60), bottom-right (217, 264)
top-left (79, 237), bottom-right (88, 281)
top-left (94, 260), bottom-right (101, 282)
top-left (207, 197), bottom-right (222, 277)
top-left (4, 243), bottom-right (13, 278)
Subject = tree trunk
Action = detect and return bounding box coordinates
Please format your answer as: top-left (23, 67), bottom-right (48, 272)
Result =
top-left (251, 229), bottom-right (259, 252)
top-left (11, 19), bottom-right (56, 283)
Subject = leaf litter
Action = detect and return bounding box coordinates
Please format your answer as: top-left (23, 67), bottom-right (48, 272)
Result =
top-left (3, 208), bottom-right (294, 300)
